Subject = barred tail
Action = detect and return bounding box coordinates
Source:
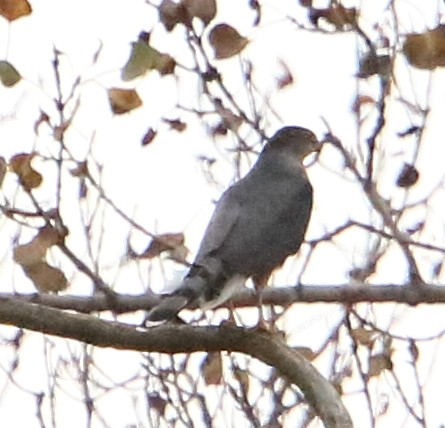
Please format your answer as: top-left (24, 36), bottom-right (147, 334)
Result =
top-left (146, 275), bottom-right (207, 322)
top-left (146, 294), bottom-right (191, 321)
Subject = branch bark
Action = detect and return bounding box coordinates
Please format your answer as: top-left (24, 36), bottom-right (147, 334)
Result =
top-left (2, 283), bottom-right (443, 314)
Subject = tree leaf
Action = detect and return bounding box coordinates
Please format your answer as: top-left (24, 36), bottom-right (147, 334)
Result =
top-left (183, 0), bottom-right (216, 26)
top-left (202, 352), bottom-right (223, 385)
top-left (146, 393), bottom-right (168, 416)
top-left (0, 0), bottom-right (31, 21)
top-left (368, 353), bottom-right (392, 377)
top-left (141, 128), bottom-right (157, 146)
top-left (234, 368), bottom-right (250, 392)
top-left (208, 24), bottom-right (248, 59)
top-left (403, 25), bottom-right (445, 70)
top-left (310, 4), bottom-right (357, 30)
top-left (155, 52), bottom-right (176, 75)
top-left (159, 0), bottom-right (189, 31)
top-left (358, 53), bottom-right (391, 78)
top-left (396, 163), bottom-right (419, 188)
top-left (108, 88), bottom-right (142, 114)
top-left (9, 153), bottom-right (43, 190)
top-left (162, 118), bottom-right (187, 132)
top-left (0, 156), bottom-right (6, 187)
top-left (22, 262), bottom-right (68, 293)
top-left (0, 60), bottom-right (21, 87)
top-left (122, 41), bottom-right (161, 81)
top-left (214, 98), bottom-right (243, 131)
top-left (137, 233), bottom-right (188, 263)
top-left (122, 37), bottom-right (176, 81)
top-left (351, 327), bottom-right (377, 348)
top-left (14, 225), bottom-right (69, 293)
top-left (13, 225), bottom-right (68, 267)
top-left (293, 346), bottom-right (318, 361)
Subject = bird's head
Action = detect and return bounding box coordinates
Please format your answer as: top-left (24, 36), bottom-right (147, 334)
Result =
top-left (265, 126), bottom-right (320, 161)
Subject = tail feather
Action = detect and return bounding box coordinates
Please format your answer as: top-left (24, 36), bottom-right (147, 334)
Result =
top-left (146, 275), bottom-right (207, 322)
top-left (146, 295), bottom-right (191, 322)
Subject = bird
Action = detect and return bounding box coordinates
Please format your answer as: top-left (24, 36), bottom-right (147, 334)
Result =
top-left (147, 126), bottom-right (320, 322)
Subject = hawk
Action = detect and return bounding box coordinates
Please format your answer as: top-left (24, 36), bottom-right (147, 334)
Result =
top-left (147, 126), bottom-right (319, 321)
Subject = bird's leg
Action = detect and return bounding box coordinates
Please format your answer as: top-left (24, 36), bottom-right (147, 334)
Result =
top-left (252, 271), bottom-right (272, 330)
top-left (226, 300), bottom-right (238, 324)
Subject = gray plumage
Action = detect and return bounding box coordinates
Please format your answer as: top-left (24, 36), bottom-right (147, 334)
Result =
top-left (147, 126), bottom-right (319, 321)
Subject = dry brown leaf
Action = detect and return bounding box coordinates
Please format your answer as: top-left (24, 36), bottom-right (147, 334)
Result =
top-left (70, 161), bottom-right (89, 178)
top-left (138, 233), bottom-right (188, 262)
top-left (234, 368), bottom-right (249, 392)
top-left (147, 393), bottom-right (168, 416)
top-left (34, 110), bottom-right (50, 133)
top-left (210, 121), bottom-right (229, 136)
top-left (183, 0), bottom-right (216, 26)
top-left (22, 261), bottom-right (68, 293)
top-left (208, 24), bottom-right (248, 60)
top-left (310, 4), bottom-right (357, 30)
top-left (13, 241), bottom-right (46, 266)
top-left (9, 153), bottom-right (43, 191)
top-left (0, 156), bottom-right (6, 187)
top-left (0, 0), bottom-right (31, 21)
top-left (37, 224), bottom-right (68, 246)
top-left (293, 346), bottom-right (318, 361)
top-left (53, 117), bottom-right (74, 142)
top-left (159, 0), bottom-right (189, 31)
top-left (13, 225), bottom-right (67, 267)
top-left (141, 128), bottom-right (157, 146)
top-left (351, 327), bottom-right (377, 348)
top-left (352, 95), bottom-right (375, 113)
top-left (214, 98), bottom-right (243, 131)
top-left (14, 225), bottom-right (69, 293)
top-left (162, 118), bottom-right (187, 132)
top-left (108, 88), bottom-right (142, 114)
top-left (202, 352), bottom-right (223, 385)
top-left (368, 353), bottom-right (392, 377)
top-left (403, 25), bottom-right (445, 70)
top-left (396, 163), bottom-right (419, 188)
top-left (156, 52), bottom-right (176, 75)
top-left (358, 53), bottom-right (391, 78)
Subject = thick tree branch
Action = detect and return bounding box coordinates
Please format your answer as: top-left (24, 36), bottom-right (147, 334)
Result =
top-left (0, 297), bottom-right (352, 428)
top-left (1, 283), bottom-right (443, 314)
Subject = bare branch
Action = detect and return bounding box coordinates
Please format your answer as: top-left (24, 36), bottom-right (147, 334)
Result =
top-left (0, 297), bottom-right (352, 428)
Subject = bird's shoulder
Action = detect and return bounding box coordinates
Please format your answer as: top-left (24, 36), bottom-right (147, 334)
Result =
top-left (222, 161), bottom-right (312, 207)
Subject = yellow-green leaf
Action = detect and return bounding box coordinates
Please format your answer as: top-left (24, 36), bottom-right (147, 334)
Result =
top-left (122, 41), bottom-right (176, 80)
top-left (0, 60), bottom-right (21, 87)
top-left (122, 41), bottom-right (160, 81)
